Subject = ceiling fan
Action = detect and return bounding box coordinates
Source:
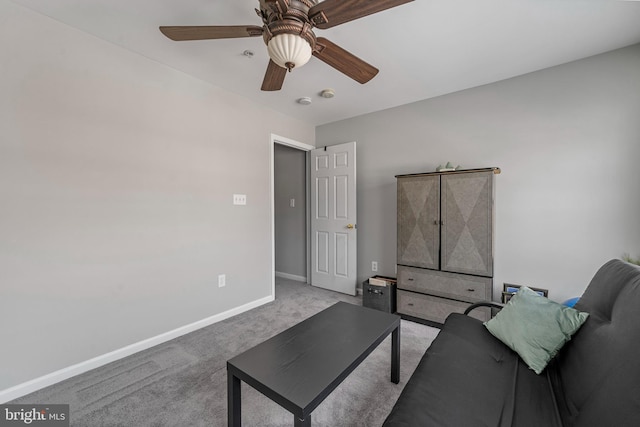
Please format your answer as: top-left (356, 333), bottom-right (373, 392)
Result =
top-left (159, 0), bottom-right (414, 91)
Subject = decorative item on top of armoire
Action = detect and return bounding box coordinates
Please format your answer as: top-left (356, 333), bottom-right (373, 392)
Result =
top-left (396, 167), bottom-right (500, 327)
top-left (622, 253), bottom-right (640, 266)
top-left (435, 162), bottom-right (460, 172)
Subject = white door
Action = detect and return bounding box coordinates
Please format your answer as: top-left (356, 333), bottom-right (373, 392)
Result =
top-left (310, 142), bottom-right (357, 295)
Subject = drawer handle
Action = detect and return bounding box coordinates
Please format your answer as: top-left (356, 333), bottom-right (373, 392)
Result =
top-left (467, 288), bottom-right (475, 292)
top-left (407, 303), bottom-right (414, 307)
top-left (408, 278), bottom-right (414, 281)
top-left (368, 289), bottom-right (383, 295)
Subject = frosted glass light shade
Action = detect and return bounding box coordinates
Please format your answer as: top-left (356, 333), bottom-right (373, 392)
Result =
top-left (267, 33), bottom-right (312, 70)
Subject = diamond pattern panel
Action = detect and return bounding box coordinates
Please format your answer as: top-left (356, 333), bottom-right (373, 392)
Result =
top-left (441, 173), bottom-right (492, 276)
top-left (397, 176), bottom-right (439, 269)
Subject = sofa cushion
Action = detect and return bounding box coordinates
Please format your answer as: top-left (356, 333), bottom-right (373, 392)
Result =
top-left (484, 286), bottom-right (589, 374)
top-left (553, 260), bottom-right (640, 426)
top-left (383, 313), bottom-right (562, 427)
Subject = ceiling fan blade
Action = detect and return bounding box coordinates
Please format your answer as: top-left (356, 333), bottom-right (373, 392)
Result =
top-left (261, 60), bottom-right (287, 91)
top-left (313, 37), bottom-right (379, 84)
top-left (159, 25), bottom-right (263, 41)
top-left (309, 0), bottom-right (413, 29)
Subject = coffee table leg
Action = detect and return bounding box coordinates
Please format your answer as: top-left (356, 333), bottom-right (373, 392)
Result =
top-left (228, 372), bottom-right (241, 427)
top-left (295, 415), bottom-right (311, 427)
top-left (391, 325), bottom-right (400, 384)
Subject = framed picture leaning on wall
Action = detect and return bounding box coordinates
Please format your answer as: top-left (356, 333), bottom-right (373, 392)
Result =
top-left (502, 283), bottom-right (548, 303)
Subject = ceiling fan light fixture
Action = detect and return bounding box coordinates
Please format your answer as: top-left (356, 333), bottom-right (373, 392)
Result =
top-left (267, 33), bottom-right (312, 71)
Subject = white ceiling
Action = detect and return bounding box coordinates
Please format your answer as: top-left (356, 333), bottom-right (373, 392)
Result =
top-left (10, 0), bottom-right (640, 126)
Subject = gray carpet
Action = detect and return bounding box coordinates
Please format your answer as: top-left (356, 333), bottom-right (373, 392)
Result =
top-left (13, 278), bottom-right (439, 426)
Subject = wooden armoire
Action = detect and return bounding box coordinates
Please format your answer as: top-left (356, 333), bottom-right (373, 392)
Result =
top-left (396, 167), bottom-right (499, 326)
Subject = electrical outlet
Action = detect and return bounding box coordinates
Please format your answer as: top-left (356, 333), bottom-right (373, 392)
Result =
top-left (290, 198), bottom-right (295, 208)
top-left (372, 261), bottom-right (378, 272)
top-left (233, 194), bottom-right (247, 205)
top-left (218, 274), bottom-right (226, 288)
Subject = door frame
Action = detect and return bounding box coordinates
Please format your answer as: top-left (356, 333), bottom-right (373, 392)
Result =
top-left (270, 134), bottom-right (314, 297)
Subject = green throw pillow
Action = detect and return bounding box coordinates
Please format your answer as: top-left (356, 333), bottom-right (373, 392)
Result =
top-left (484, 286), bottom-right (589, 374)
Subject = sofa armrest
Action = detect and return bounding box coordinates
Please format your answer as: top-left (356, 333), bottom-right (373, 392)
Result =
top-left (464, 301), bottom-right (505, 315)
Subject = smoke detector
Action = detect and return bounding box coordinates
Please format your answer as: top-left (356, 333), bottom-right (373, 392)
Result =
top-left (297, 97), bottom-right (312, 105)
top-left (320, 88), bottom-right (335, 99)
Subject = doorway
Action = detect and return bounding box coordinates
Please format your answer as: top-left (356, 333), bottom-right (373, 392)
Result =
top-left (270, 134), bottom-right (314, 297)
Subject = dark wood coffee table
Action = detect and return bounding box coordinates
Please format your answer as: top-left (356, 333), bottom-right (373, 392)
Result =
top-left (227, 301), bottom-right (401, 426)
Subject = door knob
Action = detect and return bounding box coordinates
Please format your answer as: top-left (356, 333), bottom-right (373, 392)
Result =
top-left (346, 224), bottom-right (356, 229)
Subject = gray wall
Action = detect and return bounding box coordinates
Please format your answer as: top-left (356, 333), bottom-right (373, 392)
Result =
top-left (274, 144), bottom-right (307, 279)
top-left (0, 1), bottom-right (314, 391)
top-left (317, 44), bottom-right (640, 303)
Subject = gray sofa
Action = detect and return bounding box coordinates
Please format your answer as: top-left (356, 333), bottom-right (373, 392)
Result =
top-left (383, 259), bottom-right (640, 426)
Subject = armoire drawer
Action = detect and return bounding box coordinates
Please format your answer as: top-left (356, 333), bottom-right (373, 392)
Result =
top-left (397, 266), bottom-right (492, 303)
top-left (397, 290), bottom-right (490, 324)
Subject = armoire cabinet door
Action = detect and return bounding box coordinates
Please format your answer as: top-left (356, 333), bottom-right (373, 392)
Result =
top-left (397, 175), bottom-right (440, 269)
top-left (441, 171), bottom-right (493, 277)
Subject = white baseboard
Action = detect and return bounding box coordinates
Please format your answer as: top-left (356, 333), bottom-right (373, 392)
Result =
top-left (275, 271), bottom-right (307, 282)
top-left (0, 294), bottom-right (274, 403)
